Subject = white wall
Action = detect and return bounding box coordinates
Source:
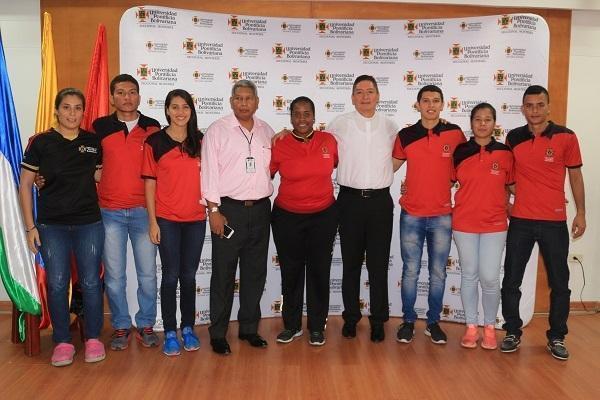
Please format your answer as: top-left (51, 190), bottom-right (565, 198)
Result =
top-left (0, 0), bottom-right (41, 302)
top-left (566, 10), bottom-right (600, 303)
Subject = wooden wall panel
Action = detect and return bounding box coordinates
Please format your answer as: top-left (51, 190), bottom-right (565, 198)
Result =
top-left (41, 0), bottom-right (570, 312)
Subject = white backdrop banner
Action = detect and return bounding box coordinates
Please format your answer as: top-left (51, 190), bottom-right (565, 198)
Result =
top-left (120, 6), bottom-right (547, 330)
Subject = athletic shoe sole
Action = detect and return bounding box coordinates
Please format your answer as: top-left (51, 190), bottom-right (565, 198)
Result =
top-left (424, 329), bottom-right (447, 344)
top-left (276, 330), bottom-right (303, 344)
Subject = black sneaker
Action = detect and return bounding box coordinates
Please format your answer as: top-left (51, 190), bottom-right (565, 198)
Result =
top-left (547, 339), bottom-right (569, 360)
top-left (341, 322), bottom-right (356, 338)
top-left (276, 328), bottom-right (303, 344)
top-left (424, 322), bottom-right (447, 344)
top-left (500, 334), bottom-right (521, 353)
top-left (396, 322), bottom-right (415, 343)
top-left (309, 331), bottom-right (326, 346)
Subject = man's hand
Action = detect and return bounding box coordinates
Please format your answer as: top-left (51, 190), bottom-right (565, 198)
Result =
top-left (34, 174), bottom-right (46, 190)
top-left (209, 211), bottom-right (228, 238)
top-left (149, 221), bottom-right (160, 244)
top-left (271, 128), bottom-right (291, 143)
top-left (571, 213), bottom-right (586, 239)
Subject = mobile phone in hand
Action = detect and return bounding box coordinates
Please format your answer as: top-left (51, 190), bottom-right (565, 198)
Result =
top-left (223, 224), bottom-right (234, 239)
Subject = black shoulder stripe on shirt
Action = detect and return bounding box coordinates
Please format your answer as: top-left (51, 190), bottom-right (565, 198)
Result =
top-left (138, 113), bottom-right (161, 130)
top-left (398, 121), bottom-right (463, 149)
top-left (507, 122), bottom-right (576, 149)
top-left (453, 139), bottom-right (511, 168)
top-left (145, 130), bottom-right (179, 162)
top-left (398, 123), bottom-right (426, 149)
top-left (93, 113), bottom-right (161, 139)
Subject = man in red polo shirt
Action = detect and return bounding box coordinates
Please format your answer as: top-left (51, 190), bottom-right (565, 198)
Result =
top-left (500, 85), bottom-right (586, 360)
top-left (94, 75), bottom-right (161, 350)
top-left (392, 85), bottom-right (466, 345)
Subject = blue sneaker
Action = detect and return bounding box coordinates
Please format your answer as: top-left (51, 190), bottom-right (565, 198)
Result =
top-left (163, 331), bottom-right (181, 356)
top-left (182, 326), bottom-right (200, 352)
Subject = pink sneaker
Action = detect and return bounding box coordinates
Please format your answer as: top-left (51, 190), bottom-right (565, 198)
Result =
top-left (460, 324), bottom-right (479, 348)
top-left (51, 343), bottom-right (75, 367)
top-left (84, 339), bottom-right (106, 363)
top-left (481, 325), bottom-right (497, 350)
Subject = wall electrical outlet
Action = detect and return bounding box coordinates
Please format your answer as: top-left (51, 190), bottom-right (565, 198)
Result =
top-left (568, 253), bottom-right (583, 263)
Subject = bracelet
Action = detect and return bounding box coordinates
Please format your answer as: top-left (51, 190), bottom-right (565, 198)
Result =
top-left (25, 225), bottom-right (37, 233)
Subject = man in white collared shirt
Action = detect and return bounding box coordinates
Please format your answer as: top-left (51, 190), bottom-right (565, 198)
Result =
top-left (327, 75), bottom-right (399, 342)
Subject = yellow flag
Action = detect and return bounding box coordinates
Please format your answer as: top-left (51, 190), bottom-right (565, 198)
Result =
top-left (35, 12), bottom-right (57, 133)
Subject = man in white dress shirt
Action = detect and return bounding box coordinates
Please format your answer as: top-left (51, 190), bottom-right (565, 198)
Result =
top-left (327, 75), bottom-right (399, 342)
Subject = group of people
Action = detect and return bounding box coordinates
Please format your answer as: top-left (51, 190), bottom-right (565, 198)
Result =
top-left (16, 72), bottom-right (585, 367)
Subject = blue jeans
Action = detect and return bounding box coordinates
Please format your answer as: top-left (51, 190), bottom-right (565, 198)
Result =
top-left (453, 230), bottom-right (507, 325)
top-left (38, 221), bottom-right (104, 343)
top-left (400, 210), bottom-right (452, 325)
top-left (156, 218), bottom-right (206, 332)
top-left (101, 207), bottom-right (157, 330)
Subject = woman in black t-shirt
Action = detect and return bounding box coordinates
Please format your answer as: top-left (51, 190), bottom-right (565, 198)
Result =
top-left (19, 88), bottom-right (105, 367)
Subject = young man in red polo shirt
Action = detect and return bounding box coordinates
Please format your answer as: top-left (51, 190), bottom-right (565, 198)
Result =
top-left (94, 75), bottom-right (161, 350)
top-left (500, 85), bottom-right (586, 360)
top-left (392, 85), bottom-right (466, 345)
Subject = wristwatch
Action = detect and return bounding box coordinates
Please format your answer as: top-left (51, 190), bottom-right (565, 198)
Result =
top-left (208, 206), bottom-right (219, 213)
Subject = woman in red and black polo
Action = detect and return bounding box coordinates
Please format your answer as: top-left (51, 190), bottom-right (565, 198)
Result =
top-left (142, 89), bottom-right (205, 356)
top-left (452, 103), bottom-right (514, 350)
top-left (271, 96), bottom-right (338, 346)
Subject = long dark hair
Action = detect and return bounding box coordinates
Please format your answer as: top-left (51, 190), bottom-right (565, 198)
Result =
top-left (164, 89), bottom-right (201, 157)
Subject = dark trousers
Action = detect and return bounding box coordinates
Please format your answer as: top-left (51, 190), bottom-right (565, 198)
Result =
top-left (337, 187), bottom-right (394, 327)
top-left (501, 217), bottom-right (571, 340)
top-left (271, 203), bottom-right (338, 332)
top-left (157, 218), bottom-right (206, 332)
top-left (208, 198), bottom-right (271, 339)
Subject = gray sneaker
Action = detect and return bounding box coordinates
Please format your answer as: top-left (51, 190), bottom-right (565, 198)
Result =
top-left (276, 328), bottom-right (303, 344)
top-left (136, 327), bottom-right (159, 348)
top-left (110, 329), bottom-right (131, 351)
top-left (547, 339), bottom-right (569, 360)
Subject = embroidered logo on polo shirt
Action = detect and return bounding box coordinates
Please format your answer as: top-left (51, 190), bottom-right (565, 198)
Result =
top-left (442, 144), bottom-right (451, 157)
top-left (78, 145), bottom-right (98, 154)
top-left (490, 161), bottom-right (500, 175)
top-left (322, 146), bottom-right (331, 158)
top-left (545, 148), bottom-right (554, 162)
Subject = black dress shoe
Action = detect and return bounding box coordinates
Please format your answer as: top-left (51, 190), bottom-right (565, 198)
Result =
top-left (341, 323), bottom-right (356, 338)
top-left (211, 338), bottom-right (231, 355)
top-left (239, 333), bottom-right (268, 348)
top-left (371, 325), bottom-right (385, 342)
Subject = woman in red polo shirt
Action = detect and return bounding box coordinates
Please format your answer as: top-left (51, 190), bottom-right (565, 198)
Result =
top-left (142, 89), bottom-right (205, 356)
top-left (271, 96), bottom-right (338, 346)
top-left (452, 103), bottom-right (514, 350)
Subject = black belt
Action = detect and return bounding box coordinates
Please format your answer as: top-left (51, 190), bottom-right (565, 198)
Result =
top-left (221, 196), bottom-right (269, 207)
top-left (339, 185), bottom-right (389, 199)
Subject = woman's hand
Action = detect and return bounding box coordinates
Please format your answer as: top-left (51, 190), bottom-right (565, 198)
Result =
top-left (26, 228), bottom-right (41, 254)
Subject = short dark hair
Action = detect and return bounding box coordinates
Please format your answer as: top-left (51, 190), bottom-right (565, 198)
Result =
top-left (470, 102), bottom-right (496, 122)
top-left (417, 85), bottom-right (444, 102)
top-left (523, 85), bottom-right (549, 103)
top-left (110, 74), bottom-right (139, 95)
top-left (289, 96), bottom-right (315, 116)
top-left (54, 87), bottom-right (85, 110)
top-left (352, 75), bottom-right (379, 94)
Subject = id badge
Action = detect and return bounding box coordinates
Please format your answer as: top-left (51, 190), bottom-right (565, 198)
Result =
top-left (245, 157), bottom-right (256, 173)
